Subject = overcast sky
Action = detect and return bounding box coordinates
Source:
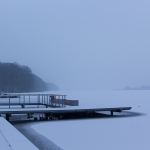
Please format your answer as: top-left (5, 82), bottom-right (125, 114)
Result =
top-left (0, 0), bottom-right (150, 90)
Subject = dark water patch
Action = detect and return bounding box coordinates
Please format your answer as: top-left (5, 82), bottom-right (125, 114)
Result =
top-left (12, 121), bottom-right (63, 150)
top-left (10, 110), bottom-right (145, 150)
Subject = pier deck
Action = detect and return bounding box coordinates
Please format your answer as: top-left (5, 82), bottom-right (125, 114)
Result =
top-left (0, 106), bottom-right (132, 121)
top-left (0, 93), bottom-right (131, 121)
top-left (0, 107), bottom-right (132, 114)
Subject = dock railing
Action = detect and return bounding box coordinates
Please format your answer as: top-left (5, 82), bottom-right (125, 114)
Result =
top-left (0, 94), bottom-right (67, 108)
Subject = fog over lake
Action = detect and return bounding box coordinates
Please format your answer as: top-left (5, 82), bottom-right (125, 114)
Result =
top-left (1, 1), bottom-right (150, 90)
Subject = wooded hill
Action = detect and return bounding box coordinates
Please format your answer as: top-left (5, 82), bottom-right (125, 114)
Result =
top-left (0, 62), bottom-right (58, 93)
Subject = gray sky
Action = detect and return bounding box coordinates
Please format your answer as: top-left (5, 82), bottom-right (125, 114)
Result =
top-left (0, 0), bottom-right (150, 90)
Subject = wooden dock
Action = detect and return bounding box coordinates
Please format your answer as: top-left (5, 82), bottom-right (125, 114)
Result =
top-left (0, 107), bottom-right (132, 121)
top-left (0, 93), bottom-right (132, 121)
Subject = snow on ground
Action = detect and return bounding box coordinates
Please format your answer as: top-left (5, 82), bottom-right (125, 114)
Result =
top-left (0, 130), bottom-right (12, 150)
top-left (31, 90), bottom-right (150, 150)
top-left (0, 117), bottom-right (38, 150)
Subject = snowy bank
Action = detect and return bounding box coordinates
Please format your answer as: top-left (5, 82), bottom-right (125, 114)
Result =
top-left (0, 117), bottom-right (38, 150)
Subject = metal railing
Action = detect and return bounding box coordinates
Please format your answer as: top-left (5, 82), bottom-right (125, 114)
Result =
top-left (0, 94), bottom-right (67, 109)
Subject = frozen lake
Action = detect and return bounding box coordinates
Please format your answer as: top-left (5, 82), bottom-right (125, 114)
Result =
top-left (29, 90), bottom-right (150, 150)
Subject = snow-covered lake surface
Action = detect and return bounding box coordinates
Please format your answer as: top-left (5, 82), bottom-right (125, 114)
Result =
top-left (31, 90), bottom-right (150, 150)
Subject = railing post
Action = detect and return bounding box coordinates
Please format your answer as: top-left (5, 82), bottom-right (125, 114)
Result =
top-left (9, 94), bottom-right (10, 109)
top-left (55, 96), bottom-right (56, 107)
top-left (58, 96), bottom-right (60, 107)
top-left (44, 94), bottom-right (45, 104)
top-left (47, 94), bottom-right (48, 107)
top-left (23, 95), bottom-right (25, 104)
top-left (49, 95), bottom-right (50, 106)
top-left (19, 94), bottom-right (20, 104)
top-left (29, 94), bottom-right (30, 103)
top-left (63, 95), bottom-right (64, 107)
top-left (38, 94), bottom-right (40, 108)
top-left (64, 98), bottom-right (65, 107)
top-left (37, 94), bottom-right (39, 108)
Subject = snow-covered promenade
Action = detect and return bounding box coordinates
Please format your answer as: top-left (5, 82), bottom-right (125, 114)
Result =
top-left (0, 117), bottom-right (38, 150)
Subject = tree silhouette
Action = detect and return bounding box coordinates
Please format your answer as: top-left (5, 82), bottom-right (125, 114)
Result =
top-left (0, 62), bottom-right (48, 93)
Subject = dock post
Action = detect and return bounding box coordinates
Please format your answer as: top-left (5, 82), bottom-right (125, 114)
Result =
top-left (111, 111), bottom-right (113, 116)
top-left (45, 113), bottom-right (49, 120)
top-left (6, 113), bottom-right (10, 121)
top-left (21, 104), bottom-right (25, 108)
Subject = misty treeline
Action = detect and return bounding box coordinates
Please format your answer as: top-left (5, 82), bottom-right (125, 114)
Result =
top-left (0, 62), bottom-right (48, 93)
